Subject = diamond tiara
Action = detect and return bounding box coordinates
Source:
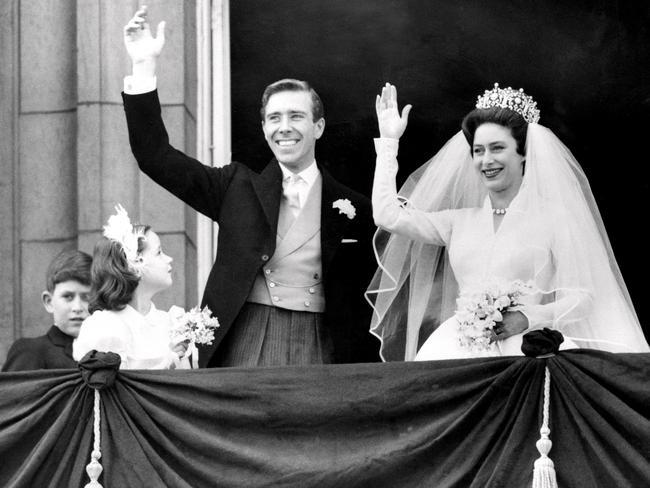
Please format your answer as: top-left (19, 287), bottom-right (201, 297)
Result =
top-left (475, 83), bottom-right (540, 124)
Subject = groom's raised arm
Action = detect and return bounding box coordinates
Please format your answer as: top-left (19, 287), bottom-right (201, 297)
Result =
top-left (122, 6), bottom-right (234, 222)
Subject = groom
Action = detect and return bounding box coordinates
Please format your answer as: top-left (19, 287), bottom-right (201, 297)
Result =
top-left (122, 7), bottom-right (380, 367)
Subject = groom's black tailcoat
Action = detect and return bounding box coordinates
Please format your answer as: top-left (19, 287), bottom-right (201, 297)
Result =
top-left (123, 90), bottom-right (380, 366)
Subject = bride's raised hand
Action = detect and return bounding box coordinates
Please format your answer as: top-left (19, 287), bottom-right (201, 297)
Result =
top-left (123, 5), bottom-right (166, 77)
top-left (375, 83), bottom-right (412, 139)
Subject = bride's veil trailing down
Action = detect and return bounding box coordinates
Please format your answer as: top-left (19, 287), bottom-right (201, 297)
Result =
top-left (365, 124), bottom-right (649, 361)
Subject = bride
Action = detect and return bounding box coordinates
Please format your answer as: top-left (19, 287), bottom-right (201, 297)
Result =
top-left (367, 82), bottom-right (649, 361)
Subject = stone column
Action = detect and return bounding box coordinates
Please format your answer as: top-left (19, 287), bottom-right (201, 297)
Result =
top-left (0, 0), bottom-right (199, 365)
top-left (0, 0), bottom-right (20, 361)
top-left (18, 0), bottom-right (79, 337)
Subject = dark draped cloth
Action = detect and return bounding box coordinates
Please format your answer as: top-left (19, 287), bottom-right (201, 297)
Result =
top-left (1, 351), bottom-right (649, 487)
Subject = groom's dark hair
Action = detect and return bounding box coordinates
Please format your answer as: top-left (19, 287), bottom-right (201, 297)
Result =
top-left (260, 79), bottom-right (324, 122)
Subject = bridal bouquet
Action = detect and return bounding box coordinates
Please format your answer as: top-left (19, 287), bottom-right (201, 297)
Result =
top-left (454, 279), bottom-right (534, 352)
top-left (170, 305), bottom-right (220, 346)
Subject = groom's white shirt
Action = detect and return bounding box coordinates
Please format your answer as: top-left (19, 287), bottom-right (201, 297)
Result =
top-left (124, 75), bottom-right (157, 94)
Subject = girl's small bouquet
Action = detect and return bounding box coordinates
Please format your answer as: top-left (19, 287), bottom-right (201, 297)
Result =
top-left (169, 305), bottom-right (220, 368)
top-left (454, 279), bottom-right (534, 353)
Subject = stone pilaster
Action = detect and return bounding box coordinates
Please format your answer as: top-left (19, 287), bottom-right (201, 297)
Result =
top-left (19, 0), bottom-right (78, 337)
top-left (0, 0), bottom-right (199, 366)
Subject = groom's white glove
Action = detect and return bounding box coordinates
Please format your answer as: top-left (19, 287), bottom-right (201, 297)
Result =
top-left (123, 5), bottom-right (164, 93)
top-left (123, 5), bottom-right (165, 77)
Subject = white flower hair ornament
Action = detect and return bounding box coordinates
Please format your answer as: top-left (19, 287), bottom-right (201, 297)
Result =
top-left (332, 198), bottom-right (356, 219)
top-left (103, 204), bottom-right (145, 271)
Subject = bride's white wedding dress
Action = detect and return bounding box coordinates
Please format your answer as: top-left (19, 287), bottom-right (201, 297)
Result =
top-left (406, 197), bottom-right (579, 360)
top-left (369, 123), bottom-right (649, 361)
top-left (372, 138), bottom-right (583, 360)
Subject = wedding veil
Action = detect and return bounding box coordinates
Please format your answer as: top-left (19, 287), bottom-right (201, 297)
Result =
top-left (366, 123), bottom-right (650, 361)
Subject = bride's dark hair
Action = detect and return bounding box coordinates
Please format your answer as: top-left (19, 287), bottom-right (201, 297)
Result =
top-left (89, 224), bottom-right (150, 313)
top-left (461, 107), bottom-right (528, 156)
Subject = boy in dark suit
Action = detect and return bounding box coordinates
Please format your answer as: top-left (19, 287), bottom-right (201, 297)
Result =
top-left (2, 250), bottom-right (92, 371)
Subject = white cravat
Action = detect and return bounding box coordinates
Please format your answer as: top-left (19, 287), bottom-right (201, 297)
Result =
top-left (279, 161), bottom-right (319, 218)
top-left (283, 174), bottom-right (306, 217)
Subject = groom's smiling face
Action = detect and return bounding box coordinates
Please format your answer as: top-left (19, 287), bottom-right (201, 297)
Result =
top-left (262, 90), bottom-right (325, 173)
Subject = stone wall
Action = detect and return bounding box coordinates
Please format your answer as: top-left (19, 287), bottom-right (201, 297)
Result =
top-left (0, 0), bottom-right (198, 365)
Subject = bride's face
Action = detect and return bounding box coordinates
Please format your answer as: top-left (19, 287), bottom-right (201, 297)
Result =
top-left (472, 123), bottom-right (525, 197)
top-left (137, 230), bottom-right (173, 293)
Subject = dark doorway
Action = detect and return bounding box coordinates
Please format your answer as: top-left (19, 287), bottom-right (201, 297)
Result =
top-left (230, 0), bottom-right (650, 336)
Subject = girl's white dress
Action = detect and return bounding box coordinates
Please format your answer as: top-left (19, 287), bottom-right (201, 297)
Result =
top-left (73, 303), bottom-right (191, 369)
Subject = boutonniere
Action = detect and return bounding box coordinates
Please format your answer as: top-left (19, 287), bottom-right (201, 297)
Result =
top-left (332, 198), bottom-right (356, 219)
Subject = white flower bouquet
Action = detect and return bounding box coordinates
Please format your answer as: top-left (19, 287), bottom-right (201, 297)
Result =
top-left (454, 279), bottom-right (534, 352)
top-left (170, 305), bottom-right (220, 346)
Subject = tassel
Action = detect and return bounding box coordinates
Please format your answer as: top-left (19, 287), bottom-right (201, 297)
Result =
top-left (84, 389), bottom-right (104, 488)
top-left (532, 366), bottom-right (558, 488)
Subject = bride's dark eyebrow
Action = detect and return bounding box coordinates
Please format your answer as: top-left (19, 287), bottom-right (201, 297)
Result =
top-left (472, 141), bottom-right (507, 151)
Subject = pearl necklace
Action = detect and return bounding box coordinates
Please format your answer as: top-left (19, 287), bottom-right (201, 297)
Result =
top-left (492, 208), bottom-right (507, 215)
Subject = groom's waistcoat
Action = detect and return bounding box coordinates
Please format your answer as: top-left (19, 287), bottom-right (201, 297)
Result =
top-left (247, 175), bottom-right (325, 313)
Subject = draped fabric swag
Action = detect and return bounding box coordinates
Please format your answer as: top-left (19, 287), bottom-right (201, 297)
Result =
top-left (1, 351), bottom-right (649, 487)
